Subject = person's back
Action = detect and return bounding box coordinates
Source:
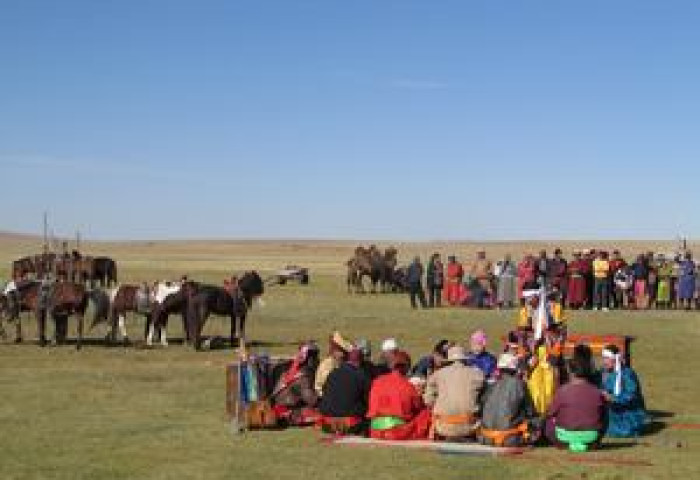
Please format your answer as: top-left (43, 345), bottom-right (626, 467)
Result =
top-left (368, 370), bottom-right (422, 421)
top-left (424, 349), bottom-right (484, 438)
top-left (481, 374), bottom-right (532, 431)
top-left (548, 381), bottom-right (604, 431)
top-left (319, 362), bottom-right (370, 418)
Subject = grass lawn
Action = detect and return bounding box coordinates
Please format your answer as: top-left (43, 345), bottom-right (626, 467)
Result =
top-left (0, 239), bottom-right (698, 479)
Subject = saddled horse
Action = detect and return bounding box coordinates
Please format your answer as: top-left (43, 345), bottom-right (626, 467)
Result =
top-left (0, 280), bottom-right (90, 349)
top-left (0, 280), bottom-right (37, 342)
top-left (88, 284), bottom-right (152, 345)
top-left (147, 281), bottom-right (199, 346)
top-left (187, 271), bottom-right (264, 350)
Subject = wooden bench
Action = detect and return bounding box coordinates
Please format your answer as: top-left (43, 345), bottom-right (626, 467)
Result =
top-left (563, 334), bottom-right (634, 366)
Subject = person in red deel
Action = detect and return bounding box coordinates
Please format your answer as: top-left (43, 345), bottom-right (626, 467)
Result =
top-left (444, 256), bottom-right (464, 306)
top-left (367, 351), bottom-right (431, 440)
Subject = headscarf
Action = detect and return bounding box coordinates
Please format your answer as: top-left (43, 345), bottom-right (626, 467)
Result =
top-left (602, 347), bottom-right (623, 396)
top-left (470, 330), bottom-right (488, 348)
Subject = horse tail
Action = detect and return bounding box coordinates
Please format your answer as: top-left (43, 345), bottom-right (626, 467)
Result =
top-left (89, 289), bottom-right (110, 329)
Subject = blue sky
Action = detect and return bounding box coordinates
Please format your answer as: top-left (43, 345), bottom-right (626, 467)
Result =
top-left (1, 1), bottom-right (699, 240)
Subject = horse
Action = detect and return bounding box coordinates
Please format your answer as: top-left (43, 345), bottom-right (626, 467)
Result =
top-left (146, 281), bottom-right (199, 346)
top-left (0, 280), bottom-right (90, 349)
top-left (86, 284), bottom-right (149, 345)
top-left (11, 256), bottom-right (35, 279)
top-left (75, 256), bottom-right (97, 287)
top-left (93, 257), bottom-right (118, 287)
top-left (0, 280), bottom-right (38, 342)
top-left (187, 271), bottom-right (264, 350)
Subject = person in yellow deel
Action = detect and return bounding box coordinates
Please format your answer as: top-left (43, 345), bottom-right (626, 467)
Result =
top-left (527, 343), bottom-right (557, 416)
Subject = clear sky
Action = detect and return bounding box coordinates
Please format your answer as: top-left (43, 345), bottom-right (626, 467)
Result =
top-left (1, 1), bottom-right (699, 241)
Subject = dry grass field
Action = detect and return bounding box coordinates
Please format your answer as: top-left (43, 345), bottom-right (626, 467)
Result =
top-left (0, 234), bottom-right (699, 479)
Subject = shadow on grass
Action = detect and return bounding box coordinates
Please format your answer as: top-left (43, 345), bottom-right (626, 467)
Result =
top-left (647, 409), bottom-right (674, 419)
top-left (598, 441), bottom-right (642, 451)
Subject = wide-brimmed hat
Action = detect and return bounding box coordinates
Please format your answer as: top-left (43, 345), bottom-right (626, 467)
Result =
top-left (446, 345), bottom-right (469, 362)
top-left (331, 331), bottom-right (354, 353)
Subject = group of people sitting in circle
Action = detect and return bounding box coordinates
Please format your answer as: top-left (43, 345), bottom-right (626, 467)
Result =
top-left (265, 291), bottom-right (648, 452)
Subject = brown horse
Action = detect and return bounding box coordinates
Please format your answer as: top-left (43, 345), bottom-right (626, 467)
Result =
top-left (11, 257), bottom-right (35, 279)
top-left (186, 271), bottom-right (265, 350)
top-left (0, 280), bottom-right (89, 348)
top-left (97, 284), bottom-right (152, 344)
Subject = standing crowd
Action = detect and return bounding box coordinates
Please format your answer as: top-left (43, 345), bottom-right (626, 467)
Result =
top-left (403, 248), bottom-right (697, 310)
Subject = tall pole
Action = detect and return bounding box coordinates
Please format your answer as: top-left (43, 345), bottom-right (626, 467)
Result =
top-left (76, 230), bottom-right (81, 252)
top-left (43, 211), bottom-right (48, 254)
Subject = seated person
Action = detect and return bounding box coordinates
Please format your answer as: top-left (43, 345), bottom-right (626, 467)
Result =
top-left (271, 343), bottom-right (321, 426)
top-left (424, 345), bottom-right (484, 440)
top-left (545, 356), bottom-right (606, 452)
top-left (318, 349), bottom-right (371, 435)
top-left (314, 331), bottom-right (354, 396)
top-left (479, 353), bottom-right (539, 446)
top-left (465, 330), bottom-right (497, 379)
top-left (355, 338), bottom-right (380, 380)
top-left (601, 344), bottom-right (648, 437)
top-left (411, 339), bottom-right (452, 378)
top-left (367, 351), bottom-right (431, 440)
top-left (375, 337), bottom-right (399, 376)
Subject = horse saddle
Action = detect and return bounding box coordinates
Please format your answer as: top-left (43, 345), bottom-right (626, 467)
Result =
top-left (135, 288), bottom-right (151, 314)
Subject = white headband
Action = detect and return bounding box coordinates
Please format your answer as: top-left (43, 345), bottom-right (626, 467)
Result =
top-left (602, 348), bottom-right (622, 396)
top-left (601, 349), bottom-right (617, 360)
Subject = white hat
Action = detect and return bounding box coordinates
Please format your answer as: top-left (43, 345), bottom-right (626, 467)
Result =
top-left (381, 338), bottom-right (398, 352)
top-left (497, 352), bottom-right (518, 370)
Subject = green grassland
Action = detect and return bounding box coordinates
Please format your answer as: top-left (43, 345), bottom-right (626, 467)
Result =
top-left (0, 238), bottom-right (698, 479)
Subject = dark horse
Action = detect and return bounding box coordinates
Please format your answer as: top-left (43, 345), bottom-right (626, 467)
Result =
top-left (93, 257), bottom-right (118, 287)
top-left (187, 271), bottom-right (264, 350)
top-left (147, 281), bottom-right (200, 346)
top-left (0, 281), bottom-right (90, 349)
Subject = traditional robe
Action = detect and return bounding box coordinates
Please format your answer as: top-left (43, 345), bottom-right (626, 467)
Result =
top-left (367, 371), bottom-right (431, 440)
top-left (471, 258), bottom-right (494, 294)
top-left (445, 262), bottom-right (464, 306)
top-left (678, 260), bottom-right (696, 300)
top-left (656, 263), bottom-right (673, 304)
top-left (517, 259), bottom-right (536, 300)
top-left (496, 261), bottom-right (517, 306)
top-left (550, 258), bottom-right (568, 292)
top-left (566, 259), bottom-right (589, 307)
top-left (601, 367), bottom-right (647, 437)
